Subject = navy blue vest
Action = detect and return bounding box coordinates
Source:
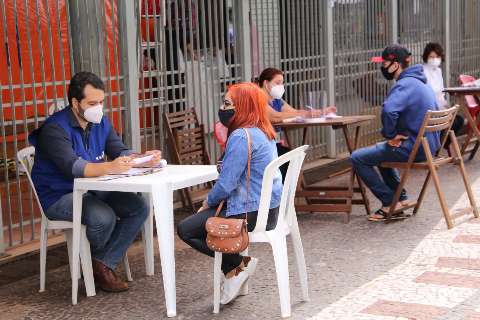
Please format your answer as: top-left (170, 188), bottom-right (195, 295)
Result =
top-left (29, 107), bottom-right (111, 210)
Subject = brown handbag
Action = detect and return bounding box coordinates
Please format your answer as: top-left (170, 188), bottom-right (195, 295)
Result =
top-left (206, 128), bottom-right (252, 253)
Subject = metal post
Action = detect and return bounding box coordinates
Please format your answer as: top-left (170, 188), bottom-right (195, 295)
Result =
top-left (237, 0), bottom-right (252, 82)
top-left (391, 0), bottom-right (398, 43)
top-left (444, 0), bottom-right (451, 87)
top-left (326, 0), bottom-right (336, 157)
top-left (68, 0), bottom-right (106, 74)
top-left (118, 1), bottom-right (141, 152)
top-left (0, 194), bottom-right (5, 257)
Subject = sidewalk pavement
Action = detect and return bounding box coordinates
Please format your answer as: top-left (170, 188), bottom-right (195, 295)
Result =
top-left (1, 161), bottom-right (480, 320)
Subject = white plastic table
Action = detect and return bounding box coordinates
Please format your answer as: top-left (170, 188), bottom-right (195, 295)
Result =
top-left (71, 165), bottom-right (218, 317)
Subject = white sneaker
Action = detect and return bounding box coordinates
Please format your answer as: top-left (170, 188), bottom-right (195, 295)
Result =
top-left (238, 257), bottom-right (258, 296)
top-left (243, 257), bottom-right (258, 278)
top-left (220, 268), bottom-right (249, 305)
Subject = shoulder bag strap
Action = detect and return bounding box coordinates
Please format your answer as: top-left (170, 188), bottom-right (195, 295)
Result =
top-left (243, 128), bottom-right (252, 222)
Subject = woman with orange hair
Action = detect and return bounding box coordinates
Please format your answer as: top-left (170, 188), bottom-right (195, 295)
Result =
top-left (177, 83), bottom-right (283, 305)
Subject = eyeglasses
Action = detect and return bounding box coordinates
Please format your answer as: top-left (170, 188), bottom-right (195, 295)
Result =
top-left (220, 100), bottom-right (235, 110)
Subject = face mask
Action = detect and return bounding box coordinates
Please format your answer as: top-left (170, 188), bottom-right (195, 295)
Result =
top-left (428, 57), bottom-right (441, 68)
top-left (218, 108), bottom-right (235, 127)
top-left (269, 84), bottom-right (285, 99)
top-left (82, 104), bottom-right (104, 124)
top-left (381, 62), bottom-right (398, 80)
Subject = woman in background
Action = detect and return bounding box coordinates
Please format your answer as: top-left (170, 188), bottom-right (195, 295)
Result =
top-left (423, 42), bottom-right (464, 150)
top-left (256, 67), bottom-right (336, 179)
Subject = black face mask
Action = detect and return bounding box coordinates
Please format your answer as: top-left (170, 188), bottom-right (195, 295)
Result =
top-left (218, 108), bottom-right (235, 127)
top-left (381, 62), bottom-right (398, 80)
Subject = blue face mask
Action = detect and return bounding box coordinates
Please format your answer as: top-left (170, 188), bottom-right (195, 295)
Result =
top-left (218, 108), bottom-right (235, 127)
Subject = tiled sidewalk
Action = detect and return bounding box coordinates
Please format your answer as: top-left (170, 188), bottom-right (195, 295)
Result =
top-left (1, 162), bottom-right (480, 319)
top-left (309, 165), bottom-right (480, 320)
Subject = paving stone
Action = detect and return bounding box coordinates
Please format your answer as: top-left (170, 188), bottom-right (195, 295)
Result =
top-left (1, 162), bottom-right (480, 319)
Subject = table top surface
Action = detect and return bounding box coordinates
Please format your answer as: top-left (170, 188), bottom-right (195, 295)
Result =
top-left (443, 86), bottom-right (480, 94)
top-left (74, 165), bottom-right (218, 191)
top-left (275, 114), bottom-right (376, 129)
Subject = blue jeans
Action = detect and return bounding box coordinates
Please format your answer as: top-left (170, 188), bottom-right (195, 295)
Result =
top-left (46, 191), bottom-right (149, 270)
top-left (351, 142), bottom-right (421, 207)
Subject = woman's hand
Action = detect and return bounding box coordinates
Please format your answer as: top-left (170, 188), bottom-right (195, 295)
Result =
top-left (197, 199), bottom-right (209, 213)
top-left (324, 106), bottom-right (337, 114)
top-left (301, 105), bottom-right (337, 118)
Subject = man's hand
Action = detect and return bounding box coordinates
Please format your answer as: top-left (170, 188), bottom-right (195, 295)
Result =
top-left (387, 134), bottom-right (408, 147)
top-left (143, 150), bottom-right (162, 167)
top-left (107, 156), bottom-right (134, 174)
top-left (130, 150), bottom-right (162, 167)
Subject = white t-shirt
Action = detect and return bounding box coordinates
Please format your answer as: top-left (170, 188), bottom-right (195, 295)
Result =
top-left (423, 63), bottom-right (448, 109)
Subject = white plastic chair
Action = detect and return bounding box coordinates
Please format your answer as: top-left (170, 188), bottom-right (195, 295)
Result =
top-left (17, 146), bottom-right (149, 295)
top-left (212, 145), bottom-right (310, 318)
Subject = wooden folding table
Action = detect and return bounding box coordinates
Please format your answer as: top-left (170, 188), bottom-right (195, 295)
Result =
top-left (275, 115), bottom-right (375, 222)
top-left (443, 86), bottom-right (480, 158)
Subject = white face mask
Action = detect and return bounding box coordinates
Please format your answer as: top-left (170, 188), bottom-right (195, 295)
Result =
top-left (428, 57), bottom-right (441, 68)
top-left (82, 104), bottom-right (104, 124)
top-left (270, 84), bottom-right (285, 99)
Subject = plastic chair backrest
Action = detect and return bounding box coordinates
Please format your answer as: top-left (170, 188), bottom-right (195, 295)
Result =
top-left (459, 74), bottom-right (480, 109)
top-left (252, 145), bottom-right (308, 234)
top-left (17, 146), bottom-right (46, 217)
top-left (214, 122), bottom-right (228, 151)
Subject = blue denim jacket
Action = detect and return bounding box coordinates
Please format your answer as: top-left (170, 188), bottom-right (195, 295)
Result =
top-left (207, 127), bottom-right (283, 216)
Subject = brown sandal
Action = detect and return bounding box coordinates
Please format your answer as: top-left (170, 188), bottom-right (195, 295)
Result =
top-left (368, 209), bottom-right (407, 221)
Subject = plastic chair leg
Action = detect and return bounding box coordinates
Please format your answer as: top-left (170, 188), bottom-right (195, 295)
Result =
top-left (240, 248), bottom-right (249, 295)
top-left (79, 227), bottom-right (96, 297)
top-left (213, 252), bottom-right (222, 314)
top-left (270, 234), bottom-right (291, 318)
top-left (291, 220), bottom-right (310, 301)
top-left (39, 221), bottom-right (48, 292)
top-left (124, 254), bottom-right (133, 282)
top-left (65, 230), bottom-right (81, 280)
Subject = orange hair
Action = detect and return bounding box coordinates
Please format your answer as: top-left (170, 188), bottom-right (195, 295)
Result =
top-left (228, 82), bottom-right (276, 140)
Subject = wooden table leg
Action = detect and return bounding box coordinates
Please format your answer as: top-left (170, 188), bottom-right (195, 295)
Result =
top-left (283, 128), bottom-right (293, 149)
top-left (298, 128), bottom-right (312, 205)
top-left (459, 99), bottom-right (480, 156)
top-left (301, 127), bottom-right (309, 146)
top-left (342, 125), bottom-right (371, 215)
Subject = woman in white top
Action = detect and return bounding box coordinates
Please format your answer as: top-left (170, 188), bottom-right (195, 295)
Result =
top-left (422, 42), bottom-right (464, 150)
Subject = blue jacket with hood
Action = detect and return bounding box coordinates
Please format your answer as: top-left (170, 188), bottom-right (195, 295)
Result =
top-left (381, 64), bottom-right (440, 159)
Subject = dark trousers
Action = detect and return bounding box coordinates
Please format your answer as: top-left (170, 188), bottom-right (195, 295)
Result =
top-left (177, 207), bottom-right (279, 274)
top-left (276, 143), bottom-right (291, 183)
top-left (441, 115), bottom-right (464, 149)
top-left (46, 191), bottom-right (149, 270)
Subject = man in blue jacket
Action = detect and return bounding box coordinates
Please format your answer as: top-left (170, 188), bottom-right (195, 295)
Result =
top-left (351, 45), bottom-right (440, 221)
top-left (29, 72), bottom-right (161, 291)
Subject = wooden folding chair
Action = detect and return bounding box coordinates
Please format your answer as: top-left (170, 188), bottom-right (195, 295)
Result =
top-left (163, 108), bottom-right (212, 210)
top-left (380, 105), bottom-right (479, 229)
